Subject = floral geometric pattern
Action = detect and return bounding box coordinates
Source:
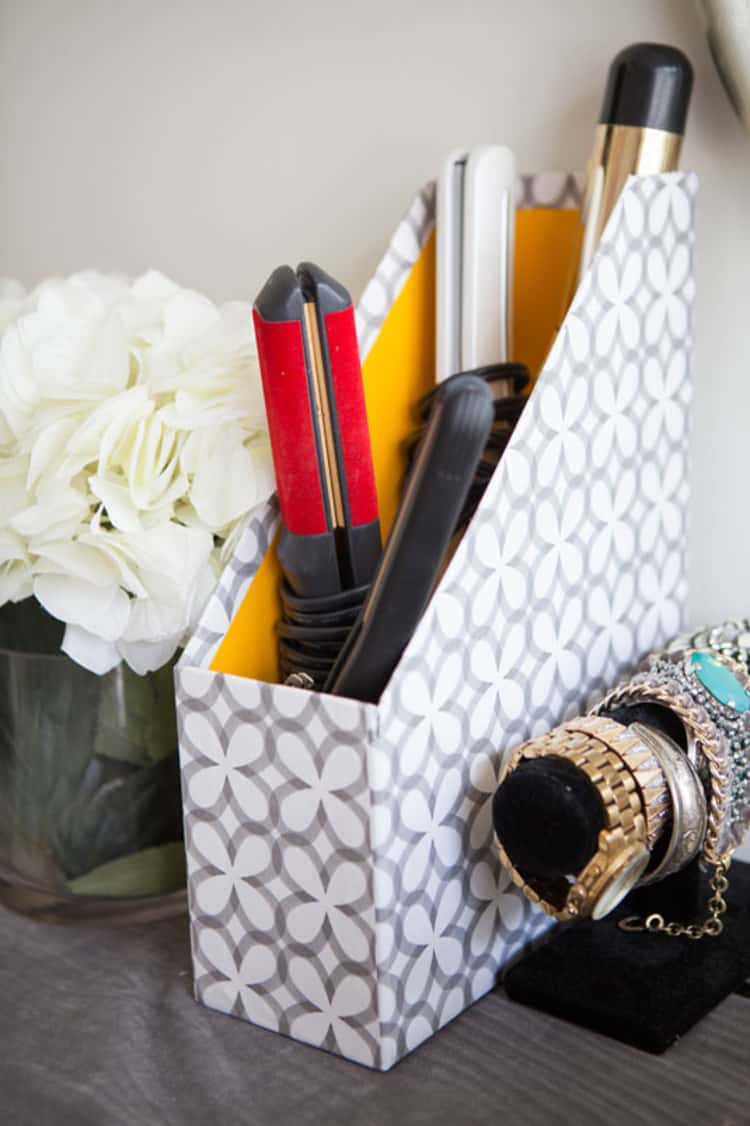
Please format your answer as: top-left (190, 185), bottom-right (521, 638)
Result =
top-left (176, 170), bottom-right (696, 1070)
top-left (177, 668), bottom-right (381, 1067)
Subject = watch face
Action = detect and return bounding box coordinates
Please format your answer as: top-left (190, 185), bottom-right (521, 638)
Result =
top-left (591, 849), bottom-right (650, 920)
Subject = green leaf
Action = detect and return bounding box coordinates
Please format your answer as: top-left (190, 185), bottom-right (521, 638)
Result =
top-left (67, 841), bottom-right (186, 898)
top-left (51, 752), bottom-right (184, 879)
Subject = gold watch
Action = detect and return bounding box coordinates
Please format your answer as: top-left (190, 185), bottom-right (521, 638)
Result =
top-left (495, 716), bottom-right (665, 921)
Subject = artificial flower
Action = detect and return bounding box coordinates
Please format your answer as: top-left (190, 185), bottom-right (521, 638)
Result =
top-left (0, 270), bottom-right (274, 674)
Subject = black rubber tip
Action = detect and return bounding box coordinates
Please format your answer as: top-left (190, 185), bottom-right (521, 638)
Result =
top-left (492, 757), bottom-right (606, 880)
top-left (599, 42), bottom-right (693, 134)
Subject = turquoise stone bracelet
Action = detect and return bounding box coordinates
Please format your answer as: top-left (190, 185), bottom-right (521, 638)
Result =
top-left (690, 651), bottom-right (750, 715)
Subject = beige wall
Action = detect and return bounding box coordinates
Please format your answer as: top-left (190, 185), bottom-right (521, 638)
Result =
top-left (2, 0), bottom-right (749, 631)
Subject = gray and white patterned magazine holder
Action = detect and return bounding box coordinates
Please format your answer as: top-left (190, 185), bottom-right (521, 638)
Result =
top-left (176, 171), bottom-right (697, 1070)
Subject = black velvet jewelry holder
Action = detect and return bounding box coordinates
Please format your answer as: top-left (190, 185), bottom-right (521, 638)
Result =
top-left (503, 859), bottom-right (750, 1053)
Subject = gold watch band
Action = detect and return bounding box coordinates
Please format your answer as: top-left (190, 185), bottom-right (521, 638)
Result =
top-left (563, 715), bottom-right (670, 848)
top-left (496, 718), bottom-right (651, 921)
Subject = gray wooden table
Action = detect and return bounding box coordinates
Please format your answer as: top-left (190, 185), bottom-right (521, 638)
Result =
top-left (2, 906), bottom-right (748, 1126)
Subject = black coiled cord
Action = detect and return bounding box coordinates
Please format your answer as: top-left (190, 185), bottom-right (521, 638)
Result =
top-left (405, 361), bottom-right (530, 532)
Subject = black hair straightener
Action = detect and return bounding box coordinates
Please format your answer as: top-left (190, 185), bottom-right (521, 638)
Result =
top-left (326, 373), bottom-right (494, 703)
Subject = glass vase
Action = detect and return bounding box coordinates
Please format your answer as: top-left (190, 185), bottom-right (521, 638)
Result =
top-left (0, 599), bottom-right (186, 923)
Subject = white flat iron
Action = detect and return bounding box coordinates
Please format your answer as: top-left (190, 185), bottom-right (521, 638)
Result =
top-left (436, 144), bottom-right (516, 382)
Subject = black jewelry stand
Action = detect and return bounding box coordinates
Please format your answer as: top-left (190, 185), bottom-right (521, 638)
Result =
top-left (504, 859), bottom-right (750, 1053)
top-left (493, 741), bottom-right (750, 1053)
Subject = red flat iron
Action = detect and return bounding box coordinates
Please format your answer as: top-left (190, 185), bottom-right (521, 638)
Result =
top-left (253, 262), bottom-right (381, 599)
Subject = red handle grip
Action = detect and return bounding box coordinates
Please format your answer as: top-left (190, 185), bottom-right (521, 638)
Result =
top-left (253, 308), bottom-right (328, 536)
top-left (322, 306), bottom-right (378, 528)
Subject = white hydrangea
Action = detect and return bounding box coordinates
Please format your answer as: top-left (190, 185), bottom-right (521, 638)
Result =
top-left (0, 270), bottom-right (274, 675)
